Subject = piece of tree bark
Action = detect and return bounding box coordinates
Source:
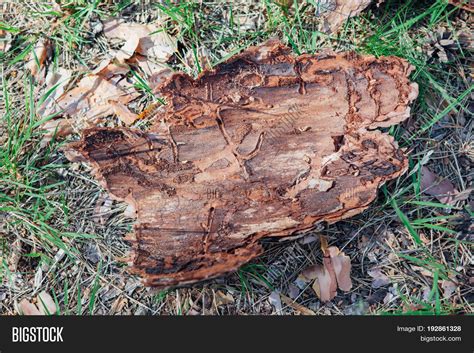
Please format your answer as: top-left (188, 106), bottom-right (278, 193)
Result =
top-left (67, 40), bottom-right (418, 287)
top-left (448, 0), bottom-right (473, 12)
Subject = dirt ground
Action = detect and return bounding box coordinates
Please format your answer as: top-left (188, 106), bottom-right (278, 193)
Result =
top-left (0, 0), bottom-right (472, 315)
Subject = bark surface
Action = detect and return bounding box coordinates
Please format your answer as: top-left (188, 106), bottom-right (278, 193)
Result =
top-left (67, 40), bottom-right (418, 287)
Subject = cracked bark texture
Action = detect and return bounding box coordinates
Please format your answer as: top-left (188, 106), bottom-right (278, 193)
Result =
top-left (67, 40), bottom-right (418, 287)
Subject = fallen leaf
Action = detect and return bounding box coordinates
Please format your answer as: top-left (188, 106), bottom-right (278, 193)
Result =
top-left (420, 166), bottom-right (459, 205)
top-left (110, 100), bottom-right (139, 125)
top-left (103, 18), bottom-right (177, 85)
top-left (38, 67), bottom-right (74, 117)
top-left (268, 291), bottom-right (283, 314)
top-left (323, 0), bottom-right (373, 33)
top-left (109, 297), bottom-right (128, 315)
top-left (306, 244), bottom-right (352, 302)
top-left (8, 238), bottom-right (22, 272)
top-left (27, 38), bottom-right (51, 79)
top-left (83, 243), bottom-right (101, 264)
top-left (299, 234), bottom-right (317, 244)
top-left (383, 292), bottom-right (394, 305)
top-left (214, 290), bottom-right (234, 307)
top-left (300, 264), bottom-right (319, 281)
top-left (367, 267), bottom-right (391, 288)
top-left (411, 265), bottom-right (434, 277)
top-left (18, 299), bottom-right (42, 315)
top-left (441, 279), bottom-right (458, 299)
top-left (18, 291), bottom-right (56, 316)
top-left (0, 29), bottom-right (11, 53)
top-left (280, 294), bottom-right (316, 315)
top-left (327, 246), bottom-right (352, 291)
top-left (287, 283), bottom-right (300, 299)
top-left (312, 262), bottom-right (338, 302)
top-left (40, 118), bottom-right (74, 148)
top-left (37, 291), bottom-right (56, 315)
top-left (128, 55), bottom-right (174, 88)
top-left (39, 58), bottom-right (141, 138)
top-left (92, 59), bottom-right (130, 77)
top-left (53, 69), bottom-right (138, 127)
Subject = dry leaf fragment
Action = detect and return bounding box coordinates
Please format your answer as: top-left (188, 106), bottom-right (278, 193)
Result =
top-left (420, 166), bottom-right (459, 205)
top-left (37, 291), bottom-right (57, 315)
top-left (287, 283), bottom-right (300, 299)
top-left (41, 59), bottom-right (139, 139)
top-left (92, 59), bottom-right (129, 77)
top-left (27, 38), bottom-right (51, 79)
top-left (327, 246), bottom-right (352, 291)
top-left (8, 238), bottom-right (22, 272)
top-left (300, 264), bottom-right (319, 281)
top-left (268, 291), bottom-right (283, 314)
top-left (40, 118), bottom-right (74, 148)
top-left (53, 69), bottom-right (137, 128)
top-left (0, 29), bottom-right (11, 53)
top-left (103, 19), bottom-right (176, 61)
top-left (215, 290), bottom-right (235, 307)
top-left (441, 279), bottom-right (458, 299)
top-left (367, 267), bottom-right (391, 288)
top-left (323, 0), bottom-right (373, 33)
top-left (103, 18), bottom-right (177, 83)
top-left (18, 291), bottom-right (56, 316)
top-left (38, 67), bottom-right (73, 117)
top-left (312, 262), bottom-right (338, 302)
top-left (109, 297), bottom-right (128, 315)
top-left (110, 100), bottom-right (139, 125)
top-left (280, 294), bottom-right (316, 315)
top-left (19, 299), bottom-right (42, 315)
top-left (92, 195), bottom-right (114, 225)
top-left (306, 245), bottom-right (352, 301)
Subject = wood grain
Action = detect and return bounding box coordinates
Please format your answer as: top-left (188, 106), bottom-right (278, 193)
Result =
top-left (67, 40), bottom-right (418, 287)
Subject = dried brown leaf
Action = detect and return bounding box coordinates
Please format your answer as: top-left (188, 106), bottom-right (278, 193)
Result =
top-left (37, 291), bottom-right (56, 315)
top-left (441, 279), bottom-right (458, 299)
top-left (109, 297), bottom-right (128, 315)
top-left (103, 18), bottom-right (176, 72)
top-left (367, 267), bottom-right (391, 288)
top-left (38, 68), bottom-right (73, 117)
top-left (40, 118), bottom-right (74, 148)
top-left (53, 70), bottom-right (137, 128)
top-left (280, 294), bottom-right (316, 315)
top-left (18, 292), bottom-right (56, 316)
top-left (215, 290), bottom-right (235, 307)
top-left (420, 166), bottom-right (459, 205)
top-left (324, 0), bottom-right (373, 32)
top-left (27, 38), bottom-right (51, 78)
top-left (18, 299), bottom-right (42, 316)
top-left (327, 246), bottom-right (352, 291)
top-left (300, 265), bottom-right (319, 281)
top-left (0, 29), bottom-right (11, 52)
top-left (110, 100), bottom-right (139, 125)
top-left (312, 261), bottom-right (338, 302)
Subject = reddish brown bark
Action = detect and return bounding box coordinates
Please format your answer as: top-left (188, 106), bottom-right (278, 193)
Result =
top-left (67, 40), bottom-right (418, 287)
top-left (448, 0), bottom-right (473, 12)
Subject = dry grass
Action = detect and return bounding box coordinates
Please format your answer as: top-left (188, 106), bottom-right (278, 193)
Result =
top-left (0, 0), bottom-right (472, 315)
